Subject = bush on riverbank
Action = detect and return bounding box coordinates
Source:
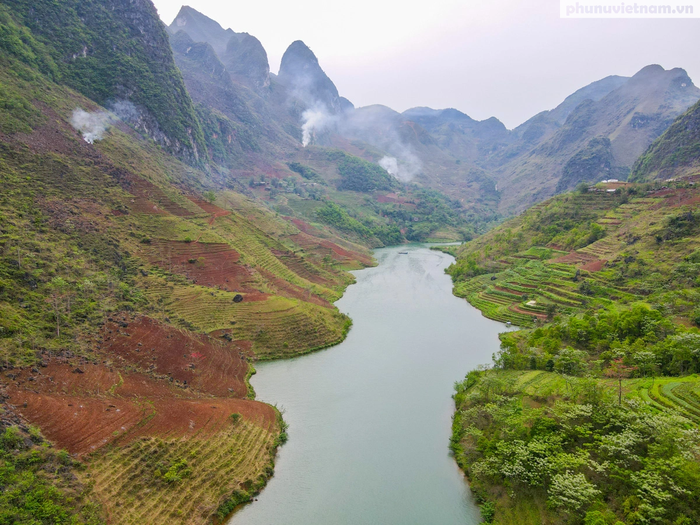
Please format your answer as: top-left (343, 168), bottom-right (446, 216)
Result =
top-left (451, 370), bottom-right (700, 525)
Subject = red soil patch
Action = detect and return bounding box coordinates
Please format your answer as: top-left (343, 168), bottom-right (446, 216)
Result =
top-left (145, 240), bottom-right (267, 298)
top-left (376, 193), bottom-right (411, 204)
top-left (187, 197), bottom-right (231, 225)
top-left (650, 188), bottom-right (700, 210)
top-left (509, 305), bottom-right (548, 319)
top-left (9, 385), bottom-right (274, 455)
top-left (271, 248), bottom-right (332, 286)
top-left (580, 259), bottom-right (606, 272)
top-left (551, 251), bottom-right (603, 271)
top-left (289, 232), bottom-right (373, 267)
top-left (257, 268), bottom-right (332, 308)
top-left (122, 176), bottom-right (197, 217)
top-left (101, 315), bottom-right (249, 397)
top-left (5, 314), bottom-right (274, 456)
top-left (289, 217), bottom-right (319, 235)
top-left (494, 286), bottom-right (524, 296)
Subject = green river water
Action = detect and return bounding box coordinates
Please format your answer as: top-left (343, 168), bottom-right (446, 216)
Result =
top-left (230, 244), bottom-right (508, 525)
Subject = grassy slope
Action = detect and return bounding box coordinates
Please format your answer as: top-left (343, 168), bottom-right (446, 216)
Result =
top-left (631, 100), bottom-right (700, 182)
top-left (0, 21), bottom-right (370, 524)
top-left (448, 182), bottom-right (700, 327)
top-left (452, 370), bottom-right (700, 525)
top-left (448, 179), bottom-right (700, 524)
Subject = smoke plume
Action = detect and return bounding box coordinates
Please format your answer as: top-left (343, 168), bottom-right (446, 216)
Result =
top-left (379, 154), bottom-right (420, 183)
top-left (301, 105), bottom-right (340, 147)
top-left (70, 109), bottom-right (113, 143)
top-left (70, 101), bottom-right (138, 144)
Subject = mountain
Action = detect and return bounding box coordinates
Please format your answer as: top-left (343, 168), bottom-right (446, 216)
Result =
top-left (491, 65), bottom-right (700, 212)
top-left (169, 6), bottom-right (271, 90)
top-left (278, 40), bottom-right (345, 113)
top-left (631, 99), bottom-right (700, 181)
top-left (168, 5), bottom-right (237, 56)
top-left (0, 6), bottom-right (378, 523)
top-left (3, 0), bottom-right (207, 164)
top-left (222, 33), bottom-right (271, 89)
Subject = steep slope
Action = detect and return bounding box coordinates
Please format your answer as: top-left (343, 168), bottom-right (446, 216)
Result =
top-left (2, 0), bottom-right (206, 163)
top-left (168, 5), bottom-right (237, 56)
top-left (447, 183), bottom-right (700, 523)
top-left (168, 6), bottom-right (271, 90)
top-left (493, 65), bottom-right (700, 212)
top-left (631, 99), bottom-right (700, 181)
top-left (447, 179), bottom-right (700, 327)
top-left (278, 40), bottom-right (345, 113)
top-left (0, 10), bottom-right (376, 523)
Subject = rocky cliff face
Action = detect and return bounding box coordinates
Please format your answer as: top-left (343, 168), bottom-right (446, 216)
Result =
top-left (490, 65), bottom-right (700, 212)
top-left (278, 40), bottom-right (344, 113)
top-left (631, 99), bottom-right (700, 181)
top-left (169, 6), bottom-right (270, 92)
top-left (169, 5), bottom-right (236, 56)
top-left (5, 0), bottom-right (207, 164)
top-left (222, 33), bottom-right (271, 90)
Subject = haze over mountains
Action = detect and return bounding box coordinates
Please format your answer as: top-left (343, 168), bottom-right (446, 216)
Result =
top-left (166, 6), bottom-right (700, 215)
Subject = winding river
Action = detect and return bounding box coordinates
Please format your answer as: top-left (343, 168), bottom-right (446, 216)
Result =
top-left (230, 244), bottom-right (508, 525)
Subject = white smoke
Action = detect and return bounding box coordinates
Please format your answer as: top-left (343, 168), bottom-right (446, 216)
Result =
top-left (70, 101), bottom-right (138, 144)
top-left (301, 106), bottom-right (335, 147)
top-left (378, 153), bottom-right (421, 183)
top-left (379, 156), bottom-right (399, 175)
top-left (71, 109), bottom-right (113, 143)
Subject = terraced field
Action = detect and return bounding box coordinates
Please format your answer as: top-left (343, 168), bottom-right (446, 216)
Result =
top-left (447, 188), bottom-right (698, 327)
top-left (453, 259), bottom-right (593, 326)
top-left (150, 283), bottom-right (350, 358)
top-left (509, 371), bottom-right (700, 423)
top-left (87, 417), bottom-right (279, 525)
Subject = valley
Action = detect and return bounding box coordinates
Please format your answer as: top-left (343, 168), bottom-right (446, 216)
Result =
top-left (0, 1), bottom-right (699, 524)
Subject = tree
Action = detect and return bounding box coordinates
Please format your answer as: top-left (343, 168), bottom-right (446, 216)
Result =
top-left (604, 358), bottom-right (637, 405)
top-left (548, 471), bottom-right (600, 512)
top-left (46, 277), bottom-right (71, 338)
top-left (203, 190), bottom-right (216, 204)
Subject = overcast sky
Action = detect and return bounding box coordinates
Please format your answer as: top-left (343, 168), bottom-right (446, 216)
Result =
top-left (151, 0), bottom-right (699, 129)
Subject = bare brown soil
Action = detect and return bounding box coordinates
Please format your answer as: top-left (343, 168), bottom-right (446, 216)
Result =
top-left (257, 268), bottom-right (332, 308)
top-left (551, 251), bottom-right (604, 272)
top-left (4, 314), bottom-right (273, 456)
top-left (289, 231), bottom-right (373, 267)
top-left (187, 197), bottom-right (231, 224)
top-left (144, 240), bottom-right (268, 297)
top-left (494, 285), bottom-right (524, 296)
top-left (509, 305), bottom-right (548, 319)
top-left (580, 259), bottom-right (606, 272)
top-left (101, 315), bottom-right (250, 397)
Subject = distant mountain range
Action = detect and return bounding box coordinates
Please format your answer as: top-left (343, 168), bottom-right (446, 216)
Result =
top-left (166, 6), bottom-right (700, 216)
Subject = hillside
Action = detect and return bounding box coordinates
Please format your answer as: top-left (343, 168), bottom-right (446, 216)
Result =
top-left (631, 100), bottom-right (700, 182)
top-left (490, 65), bottom-right (700, 213)
top-left (452, 369), bottom-right (700, 525)
top-left (447, 177), bottom-right (700, 522)
top-left (1, 0), bottom-right (207, 163)
top-left (160, 6), bottom-right (700, 235)
top-left (0, 8), bottom-right (375, 523)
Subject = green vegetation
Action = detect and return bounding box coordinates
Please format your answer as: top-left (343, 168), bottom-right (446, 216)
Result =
top-left (450, 178), bottom-right (700, 524)
top-left (0, 425), bottom-right (102, 524)
top-left (2, 0), bottom-right (206, 160)
top-left (335, 153), bottom-right (397, 193)
top-left (453, 370), bottom-right (700, 525)
top-left (631, 100), bottom-right (700, 182)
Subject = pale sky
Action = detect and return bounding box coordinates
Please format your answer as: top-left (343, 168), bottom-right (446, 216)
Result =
top-left (151, 0), bottom-right (700, 129)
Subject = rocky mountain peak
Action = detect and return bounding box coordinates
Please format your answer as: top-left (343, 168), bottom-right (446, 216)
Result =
top-left (278, 40), bottom-right (343, 113)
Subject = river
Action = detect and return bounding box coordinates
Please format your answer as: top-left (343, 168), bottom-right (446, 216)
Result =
top-left (230, 244), bottom-right (508, 525)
